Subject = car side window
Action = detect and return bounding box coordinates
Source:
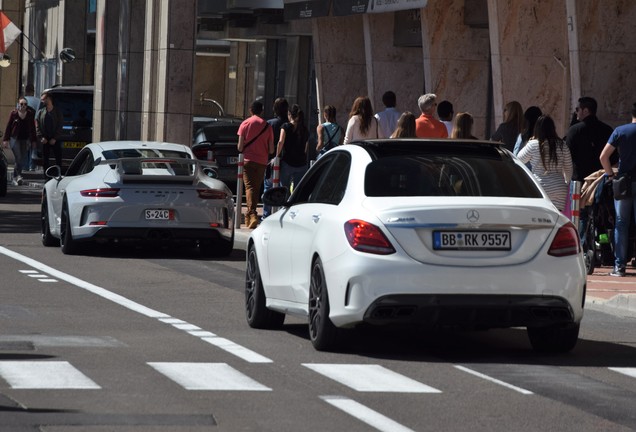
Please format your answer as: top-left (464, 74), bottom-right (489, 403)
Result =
top-left (65, 149), bottom-right (91, 176)
top-left (308, 153), bottom-right (351, 205)
top-left (289, 153), bottom-right (339, 204)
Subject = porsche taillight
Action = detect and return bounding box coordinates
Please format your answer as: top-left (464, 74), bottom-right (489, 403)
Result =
top-left (548, 223), bottom-right (580, 257)
top-left (80, 188), bottom-right (120, 198)
top-left (344, 219), bottom-right (395, 255)
top-left (197, 189), bottom-right (227, 199)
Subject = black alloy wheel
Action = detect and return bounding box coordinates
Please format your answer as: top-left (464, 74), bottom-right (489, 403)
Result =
top-left (527, 322), bottom-right (580, 353)
top-left (60, 205), bottom-right (81, 255)
top-left (41, 197), bottom-right (59, 247)
top-left (245, 245), bottom-right (284, 329)
top-left (308, 257), bottom-right (339, 351)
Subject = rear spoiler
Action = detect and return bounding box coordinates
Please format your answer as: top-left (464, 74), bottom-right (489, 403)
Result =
top-left (100, 157), bottom-right (199, 184)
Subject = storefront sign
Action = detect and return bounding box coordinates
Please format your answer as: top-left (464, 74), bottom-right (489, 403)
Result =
top-left (333, 0), bottom-right (426, 16)
top-left (284, 0), bottom-right (332, 20)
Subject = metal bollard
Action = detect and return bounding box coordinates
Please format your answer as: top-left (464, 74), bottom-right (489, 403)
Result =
top-left (569, 180), bottom-right (581, 229)
top-left (235, 153), bottom-right (244, 229)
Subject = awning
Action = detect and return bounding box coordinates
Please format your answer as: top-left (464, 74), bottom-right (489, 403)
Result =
top-left (283, 0), bottom-right (332, 20)
top-left (333, 0), bottom-right (427, 16)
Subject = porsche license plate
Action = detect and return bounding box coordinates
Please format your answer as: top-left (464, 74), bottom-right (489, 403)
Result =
top-left (145, 209), bottom-right (174, 220)
top-left (433, 231), bottom-right (511, 250)
top-left (64, 141), bottom-right (87, 149)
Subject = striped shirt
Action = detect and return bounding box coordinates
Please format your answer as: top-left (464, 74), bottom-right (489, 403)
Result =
top-left (517, 138), bottom-right (573, 211)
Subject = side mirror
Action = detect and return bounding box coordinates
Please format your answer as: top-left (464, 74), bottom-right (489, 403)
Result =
top-left (262, 186), bottom-right (290, 207)
top-left (45, 165), bottom-right (62, 179)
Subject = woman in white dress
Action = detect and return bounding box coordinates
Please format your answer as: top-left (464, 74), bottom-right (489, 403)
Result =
top-left (517, 115), bottom-right (573, 211)
top-left (344, 96), bottom-right (379, 144)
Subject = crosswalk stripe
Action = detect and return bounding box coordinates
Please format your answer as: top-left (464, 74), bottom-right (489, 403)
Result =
top-left (148, 362), bottom-right (271, 391)
top-left (609, 367), bottom-right (636, 378)
top-left (454, 365), bottom-right (533, 395)
top-left (321, 396), bottom-right (416, 432)
top-left (303, 364), bottom-right (441, 393)
top-left (0, 361), bottom-right (100, 389)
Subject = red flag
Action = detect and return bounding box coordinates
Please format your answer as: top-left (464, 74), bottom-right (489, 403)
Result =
top-left (0, 12), bottom-right (21, 55)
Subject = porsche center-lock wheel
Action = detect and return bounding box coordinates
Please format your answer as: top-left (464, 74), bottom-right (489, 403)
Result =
top-left (245, 245), bottom-right (284, 329)
top-left (308, 257), bottom-right (340, 351)
top-left (527, 322), bottom-right (580, 353)
top-left (41, 198), bottom-right (59, 247)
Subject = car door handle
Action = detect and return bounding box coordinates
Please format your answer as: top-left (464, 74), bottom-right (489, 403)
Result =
top-left (289, 210), bottom-right (298, 219)
top-left (312, 214), bottom-right (321, 223)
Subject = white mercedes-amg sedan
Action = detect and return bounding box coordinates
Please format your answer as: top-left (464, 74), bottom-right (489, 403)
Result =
top-left (41, 141), bottom-right (234, 256)
top-left (245, 139), bottom-right (586, 353)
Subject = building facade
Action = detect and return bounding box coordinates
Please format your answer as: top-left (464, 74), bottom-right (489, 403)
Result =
top-left (0, 0), bottom-right (634, 148)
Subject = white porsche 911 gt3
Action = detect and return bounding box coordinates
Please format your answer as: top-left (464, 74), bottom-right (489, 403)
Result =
top-left (245, 139), bottom-right (586, 353)
top-left (41, 141), bottom-right (234, 256)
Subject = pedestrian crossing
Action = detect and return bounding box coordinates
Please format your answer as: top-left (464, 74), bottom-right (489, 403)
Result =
top-left (0, 359), bottom-right (633, 394)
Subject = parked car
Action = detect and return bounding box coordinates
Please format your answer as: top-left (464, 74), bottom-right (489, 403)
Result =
top-left (41, 141), bottom-right (234, 256)
top-left (191, 117), bottom-right (242, 190)
top-left (33, 85), bottom-right (94, 169)
top-left (245, 139), bottom-right (586, 353)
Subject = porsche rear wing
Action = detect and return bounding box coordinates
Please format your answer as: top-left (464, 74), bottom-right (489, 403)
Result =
top-left (102, 157), bottom-right (199, 184)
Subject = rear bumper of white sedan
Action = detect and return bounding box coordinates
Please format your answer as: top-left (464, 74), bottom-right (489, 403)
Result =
top-left (323, 251), bottom-right (586, 329)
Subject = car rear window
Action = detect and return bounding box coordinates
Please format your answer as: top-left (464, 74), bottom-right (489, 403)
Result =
top-left (45, 92), bottom-right (93, 131)
top-left (364, 150), bottom-right (543, 198)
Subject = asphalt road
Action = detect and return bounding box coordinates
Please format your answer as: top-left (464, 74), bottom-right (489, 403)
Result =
top-left (0, 184), bottom-right (635, 431)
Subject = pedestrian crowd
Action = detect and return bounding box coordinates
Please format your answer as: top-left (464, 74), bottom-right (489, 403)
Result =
top-left (2, 85), bottom-right (64, 185)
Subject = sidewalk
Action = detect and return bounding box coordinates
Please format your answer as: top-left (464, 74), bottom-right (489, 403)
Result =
top-left (15, 170), bottom-right (636, 317)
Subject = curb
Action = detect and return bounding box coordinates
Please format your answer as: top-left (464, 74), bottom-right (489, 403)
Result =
top-left (585, 294), bottom-right (636, 318)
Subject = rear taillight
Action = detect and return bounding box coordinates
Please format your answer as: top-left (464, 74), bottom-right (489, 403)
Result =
top-left (344, 219), bottom-right (395, 255)
top-left (548, 223), bottom-right (580, 257)
top-left (193, 148), bottom-right (214, 160)
top-left (197, 189), bottom-right (227, 200)
top-left (80, 188), bottom-right (120, 198)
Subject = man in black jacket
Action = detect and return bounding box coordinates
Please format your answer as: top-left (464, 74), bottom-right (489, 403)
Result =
top-left (566, 97), bottom-right (614, 241)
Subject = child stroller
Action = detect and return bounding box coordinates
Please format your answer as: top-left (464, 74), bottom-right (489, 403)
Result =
top-left (580, 171), bottom-right (636, 274)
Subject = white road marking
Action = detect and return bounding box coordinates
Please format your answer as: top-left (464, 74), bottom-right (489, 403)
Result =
top-left (321, 396), bottom-right (416, 432)
top-left (38, 279), bottom-right (58, 282)
top-left (202, 336), bottom-right (272, 363)
top-left (148, 362), bottom-right (271, 391)
top-left (0, 246), bottom-right (273, 363)
top-left (0, 361), bottom-right (100, 389)
top-left (19, 270), bottom-right (38, 274)
top-left (303, 364), bottom-right (441, 393)
top-left (609, 367), bottom-right (636, 378)
top-left (454, 365), bottom-right (533, 395)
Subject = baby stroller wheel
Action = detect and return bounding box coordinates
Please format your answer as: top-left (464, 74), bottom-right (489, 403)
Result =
top-left (584, 249), bottom-right (595, 275)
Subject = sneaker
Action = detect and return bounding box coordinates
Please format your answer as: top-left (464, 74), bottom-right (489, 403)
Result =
top-left (609, 267), bottom-right (626, 277)
top-left (16, 176), bottom-right (23, 186)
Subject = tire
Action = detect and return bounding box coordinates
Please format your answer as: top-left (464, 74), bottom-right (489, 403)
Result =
top-left (217, 229), bottom-right (234, 256)
top-left (245, 245), bottom-right (284, 329)
top-left (308, 257), bottom-right (340, 351)
top-left (527, 323), bottom-right (580, 353)
top-left (0, 170), bottom-right (6, 197)
top-left (60, 205), bottom-right (82, 255)
top-left (41, 198), bottom-right (59, 247)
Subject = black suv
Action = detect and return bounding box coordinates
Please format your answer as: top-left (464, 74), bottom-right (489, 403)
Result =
top-left (33, 85), bottom-right (93, 168)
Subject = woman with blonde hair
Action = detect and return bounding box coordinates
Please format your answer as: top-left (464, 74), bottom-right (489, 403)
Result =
top-left (344, 96), bottom-right (380, 144)
top-left (451, 112), bottom-right (478, 139)
top-left (390, 111), bottom-right (416, 138)
top-left (492, 100), bottom-right (524, 152)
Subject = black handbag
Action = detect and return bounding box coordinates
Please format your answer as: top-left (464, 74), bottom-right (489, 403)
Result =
top-left (612, 174), bottom-right (632, 200)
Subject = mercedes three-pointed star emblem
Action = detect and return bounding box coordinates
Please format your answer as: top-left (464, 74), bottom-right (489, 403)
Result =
top-left (466, 209), bottom-right (480, 223)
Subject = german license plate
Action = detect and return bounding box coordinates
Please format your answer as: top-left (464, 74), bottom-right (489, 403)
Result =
top-left (433, 231), bottom-right (511, 250)
top-left (145, 209), bottom-right (174, 220)
top-left (64, 141), bottom-right (87, 149)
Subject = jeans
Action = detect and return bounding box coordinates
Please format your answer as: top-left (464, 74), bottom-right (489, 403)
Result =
top-left (262, 176), bottom-right (273, 218)
top-left (613, 181), bottom-right (636, 269)
top-left (280, 161), bottom-right (307, 191)
top-left (10, 138), bottom-right (29, 177)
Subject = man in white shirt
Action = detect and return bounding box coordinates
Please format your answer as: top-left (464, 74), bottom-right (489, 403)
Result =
top-left (375, 91), bottom-right (401, 138)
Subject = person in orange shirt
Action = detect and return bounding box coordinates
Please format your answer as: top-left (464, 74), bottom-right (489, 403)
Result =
top-left (415, 93), bottom-right (448, 138)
